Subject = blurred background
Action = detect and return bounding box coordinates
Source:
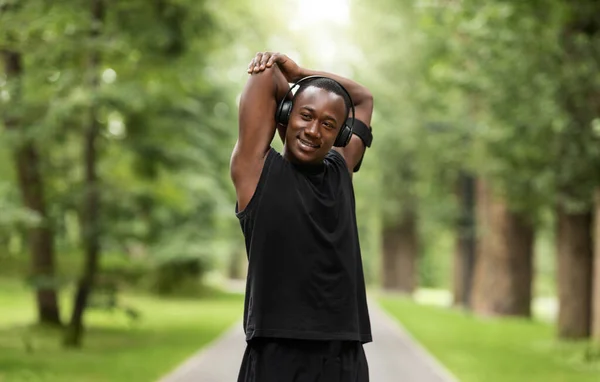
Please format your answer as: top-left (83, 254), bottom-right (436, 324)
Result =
top-left (1, 0), bottom-right (599, 381)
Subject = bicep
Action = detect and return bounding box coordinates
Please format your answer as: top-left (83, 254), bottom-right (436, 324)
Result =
top-left (231, 67), bottom-right (288, 208)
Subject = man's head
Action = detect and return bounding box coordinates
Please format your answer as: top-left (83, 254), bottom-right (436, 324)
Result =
top-left (282, 77), bottom-right (352, 165)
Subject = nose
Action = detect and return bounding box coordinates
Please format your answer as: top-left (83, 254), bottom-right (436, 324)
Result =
top-left (304, 121), bottom-right (321, 139)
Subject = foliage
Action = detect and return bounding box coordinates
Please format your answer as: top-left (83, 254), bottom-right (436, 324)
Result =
top-left (0, 0), bottom-right (247, 292)
top-left (350, 0), bottom-right (600, 289)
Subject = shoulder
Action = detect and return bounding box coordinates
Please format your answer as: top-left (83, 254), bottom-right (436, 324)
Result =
top-left (325, 149), bottom-right (350, 175)
top-left (256, 147), bottom-right (290, 183)
top-left (265, 146), bottom-right (286, 168)
top-left (231, 147), bottom-right (283, 217)
top-left (325, 150), bottom-right (355, 189)
top-left (326, 149), bottom-right (345, 164)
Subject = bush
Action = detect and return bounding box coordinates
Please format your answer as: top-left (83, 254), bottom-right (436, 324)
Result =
top-left (149, 257), bottom-right (207, 296)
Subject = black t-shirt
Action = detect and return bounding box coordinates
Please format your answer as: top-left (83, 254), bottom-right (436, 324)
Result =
top-left (235, 148), bottom-right (372, 344)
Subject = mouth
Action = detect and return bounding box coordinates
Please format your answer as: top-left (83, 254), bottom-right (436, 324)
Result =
top-left (297, 137), bottom-right (320, 151)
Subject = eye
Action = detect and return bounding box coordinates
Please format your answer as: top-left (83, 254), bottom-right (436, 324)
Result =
top-left (323, 122), bottom-right (334, 129)
top-left (300, 113), bottom-right (311, 120)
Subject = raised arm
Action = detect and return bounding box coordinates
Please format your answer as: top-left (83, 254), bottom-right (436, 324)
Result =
top-left (230, 55), bottom-right (289, 212)
top-left (254, 52), bottom-right (374, 174)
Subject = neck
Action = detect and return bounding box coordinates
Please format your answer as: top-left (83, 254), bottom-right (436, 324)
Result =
top-left (283, 145), bottom-right (325, 175)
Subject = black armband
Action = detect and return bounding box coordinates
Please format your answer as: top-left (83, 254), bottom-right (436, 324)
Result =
top-left (349, 118), bottom-right (373, 148)
top-left (348, 118), bottom-right (373, 172)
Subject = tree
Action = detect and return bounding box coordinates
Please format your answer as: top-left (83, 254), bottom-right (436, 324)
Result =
top-left (1, 3), bottom-right (61, 326)
top-left (556, 207), bottom-right (593, 338)
top-left (471, 179), bottom-right (533, 317)
top-left (63, 0), bottom-right (104, 348)
top-left (453, 172), bottom-right (476, 307)
top-left (346, 0), bottom-right (426, 293)
top-left (382, 206), bottom-right (419, 293)
top-left (592, 188), bottom-right (600, 341)
top-left (553, 0), bottom-right (600, 339)
top-left (356, 0), bottom-right (599, 326)
top-left (1, 0), bottom-right (277, 343)
top-left (438, 0), bottom-right (600, 328)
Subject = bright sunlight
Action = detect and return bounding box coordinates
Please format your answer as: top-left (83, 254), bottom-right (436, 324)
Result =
top-left (292, 0), bottom-right (350, 27)
top-left (289, 0), bottom-right (353, 69)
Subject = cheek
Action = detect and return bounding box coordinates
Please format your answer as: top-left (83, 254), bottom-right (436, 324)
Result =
top-left (286, 123), bottom-right (300, 135)
top-left (324, 128), bottom-right (339, 142)
top-left (287, 120), bottom-right (306, 134)
top-left (285, 125), bottom-right (300, 142)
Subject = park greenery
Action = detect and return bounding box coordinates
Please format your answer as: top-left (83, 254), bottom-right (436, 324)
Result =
top-left (1, 0), bottom-right (600, 381)
top-left (0, 277), bottom-right (244, 382)
top-left (380, 296), bottom-right (600, 382)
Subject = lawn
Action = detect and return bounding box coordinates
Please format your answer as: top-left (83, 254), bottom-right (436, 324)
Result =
top-left (0, 278), bottom-right (244, 382)
top-left (379, 295), bottom-right (600, 382)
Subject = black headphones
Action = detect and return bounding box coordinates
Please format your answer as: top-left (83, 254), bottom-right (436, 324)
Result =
top-left (275, 75), bottom-right (355, 147)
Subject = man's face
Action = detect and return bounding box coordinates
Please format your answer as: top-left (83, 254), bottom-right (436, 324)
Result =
top-left (283, 86), bottom-right (347, 165)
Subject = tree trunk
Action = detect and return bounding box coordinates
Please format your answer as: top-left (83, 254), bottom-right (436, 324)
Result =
top-left (557, 206), bottom-right (593, 339)
top-left (453, 172), bottom-right (476, 308)
top-left (381, 208), bottom-right (418, 294)
top-left (471, 179), bottom-right (534, 317)
top-left (1, 50), bottom-right (61, 326)
top-left (592, 189), bottom-right (600, 341)
top-left (63, 0), bottom-right (104, 348)
top-left (555, 1), bottom-right (599, 340)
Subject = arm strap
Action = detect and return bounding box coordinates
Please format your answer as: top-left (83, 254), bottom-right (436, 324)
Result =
top-left (348, 118), bottom-right (373, 172)
top-left (349, 118), bottom-right (373, 148)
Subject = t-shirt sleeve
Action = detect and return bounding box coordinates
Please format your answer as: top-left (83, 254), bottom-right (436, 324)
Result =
top-left (325, 149), bottom-right (353, 187)
top-left (326, 149), bottom-right (349, 173)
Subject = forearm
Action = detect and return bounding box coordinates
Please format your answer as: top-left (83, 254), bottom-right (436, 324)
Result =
top-left (297, 68), bottom-right (373, 109)
top-left (240, 64), bottom-right (289, 111)
top-left (271, 66), bottom-right (290, 143)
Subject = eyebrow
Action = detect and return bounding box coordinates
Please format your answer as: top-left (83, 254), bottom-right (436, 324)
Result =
top-left (300, 106), bottom-right (338, 125)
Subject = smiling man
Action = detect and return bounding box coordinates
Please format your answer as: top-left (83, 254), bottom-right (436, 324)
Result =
top-left (230, 51), bottom-right (374, 382)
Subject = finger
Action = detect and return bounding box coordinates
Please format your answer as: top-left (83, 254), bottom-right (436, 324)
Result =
top-left (253, 53), bottom-right (263, 72)
top-left (247, 58), bottom-right (255, 73)
top-left (260, 52), bottom-right (270, 69)
top-left (266, 53), bottom-right (277, 67)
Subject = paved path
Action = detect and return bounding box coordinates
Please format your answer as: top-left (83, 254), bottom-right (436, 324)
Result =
top-left (157, 302), bottom-right (458, 382)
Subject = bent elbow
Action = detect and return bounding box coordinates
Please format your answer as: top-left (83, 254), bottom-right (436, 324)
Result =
top-left (359, 91), bottom-right (374, 115)
top-left (363, 90), bottom-right (374, 108)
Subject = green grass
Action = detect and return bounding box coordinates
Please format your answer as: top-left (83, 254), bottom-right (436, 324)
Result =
top-left (379, 295), bottom-right (600, 382)
top-left (0, 278), bottom-right (244, 382)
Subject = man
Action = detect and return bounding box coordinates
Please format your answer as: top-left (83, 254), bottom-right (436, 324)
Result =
top-left (230, 51), bottom-right (374, 382)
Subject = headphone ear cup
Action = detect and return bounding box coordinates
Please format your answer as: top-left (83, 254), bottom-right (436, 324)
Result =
top-left (276, 100), bottom-right (293, 125)
top-left (334, 124), bottom-right (352, 147)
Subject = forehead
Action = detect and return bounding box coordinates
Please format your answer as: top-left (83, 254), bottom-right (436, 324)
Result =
top-left (295, 86), bottom-right (346, 115)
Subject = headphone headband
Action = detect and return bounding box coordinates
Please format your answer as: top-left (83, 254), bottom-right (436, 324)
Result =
top-left (282, 75), bottom-right (356, 125)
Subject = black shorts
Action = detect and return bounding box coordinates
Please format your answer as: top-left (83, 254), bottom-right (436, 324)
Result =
top-left (237, 338), bottom-right (369, 382)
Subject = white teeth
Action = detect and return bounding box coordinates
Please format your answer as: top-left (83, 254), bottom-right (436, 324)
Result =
top-left (299, 138), bottom-right (318, 148)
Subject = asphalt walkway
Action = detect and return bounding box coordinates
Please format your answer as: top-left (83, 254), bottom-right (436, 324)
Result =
top-left (157, 301), bottom-right (459, 382)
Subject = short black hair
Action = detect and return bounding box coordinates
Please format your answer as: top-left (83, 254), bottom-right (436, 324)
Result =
top-left (294, 77), bottom-right (352, 120)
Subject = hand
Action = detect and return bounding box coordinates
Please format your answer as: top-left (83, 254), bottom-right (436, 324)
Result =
top-left (247, 52), bottom-right (303, 82)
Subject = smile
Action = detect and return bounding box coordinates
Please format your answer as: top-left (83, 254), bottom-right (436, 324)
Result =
top-left (298, 138), bottom-right (320, 149)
